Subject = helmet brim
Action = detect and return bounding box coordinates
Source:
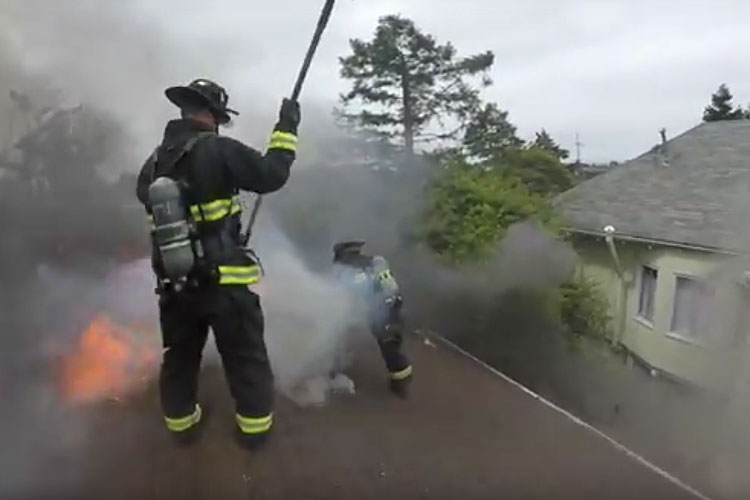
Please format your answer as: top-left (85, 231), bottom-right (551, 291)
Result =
top-left (333, 240), bottom-right (366, 258)
top-left (165, 86), bottom-right (238, 125)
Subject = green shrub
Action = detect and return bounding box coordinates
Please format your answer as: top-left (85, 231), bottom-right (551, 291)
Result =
top-left (558, 278), bottom-right (612, 341)
top-left (422, 160), bottom-right (558, 264)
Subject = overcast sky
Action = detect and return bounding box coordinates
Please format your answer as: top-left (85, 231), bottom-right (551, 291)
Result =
top-left (4, 0), bottom-right (750, 162)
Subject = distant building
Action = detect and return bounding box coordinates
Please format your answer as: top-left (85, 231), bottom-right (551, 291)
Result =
top-left (568, 161), bottom-right (619, 181)
top-left (556, 121), bottom-right (750, 394)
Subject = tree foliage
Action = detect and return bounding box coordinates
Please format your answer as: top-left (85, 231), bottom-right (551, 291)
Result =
top-left (558, 277), bottom-right (612, 341)
top-left (532, 129), bottom-right (569, 160)
top-left (501, 147), bottom-right (575, 197)
top-left (462, 102), bottom-right (523, 164)
top-left (422, 160), bottom-right (557, 263)
top-left (703, 84), bottom-right (746, 122)
top-left (339, 15), bottom-right (494, 156)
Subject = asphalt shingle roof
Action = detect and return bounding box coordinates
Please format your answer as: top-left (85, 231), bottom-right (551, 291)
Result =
top-left (555, 120), bottom-right (750, 253)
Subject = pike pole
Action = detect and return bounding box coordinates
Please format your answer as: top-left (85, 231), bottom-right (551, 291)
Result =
top-left (242, 0), bottom-right (337, 246)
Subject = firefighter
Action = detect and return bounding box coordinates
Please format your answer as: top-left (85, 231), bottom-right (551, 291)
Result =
top-left (332, 241), bottom-right (413, 398)
top-left (135, 79), bottom-right (300, 449)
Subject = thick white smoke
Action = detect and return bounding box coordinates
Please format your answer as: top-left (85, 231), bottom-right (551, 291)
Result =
top-left (252, 216), bottom-right (363, 405)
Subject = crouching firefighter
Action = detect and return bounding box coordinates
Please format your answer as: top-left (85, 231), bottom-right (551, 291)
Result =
top-left (135, 78), bottom-right (300, 449)
top-left (332, 241), bottom-right (413, 398)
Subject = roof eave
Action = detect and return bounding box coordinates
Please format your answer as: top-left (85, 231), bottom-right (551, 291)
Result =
top-left (562, 226), bottom-right (740, 256)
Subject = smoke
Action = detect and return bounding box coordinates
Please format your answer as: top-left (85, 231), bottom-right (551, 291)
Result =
top-left (0, 1), bottom-right (357, 495)
top-left (251, 216), bottom-right (362, 405)
top-left (0, 260), bottom-right (159, 497)
top-left (6, 1), bottom-right (750, 499)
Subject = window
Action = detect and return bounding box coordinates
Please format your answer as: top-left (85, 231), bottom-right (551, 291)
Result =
top-left (670, 276), bottom-right (713, 341)
top-left (637, 266), bottom-right (658, 322)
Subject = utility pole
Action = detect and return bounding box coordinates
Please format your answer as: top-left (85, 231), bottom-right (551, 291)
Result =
top-left (575, 132), bottom-right (584, 165)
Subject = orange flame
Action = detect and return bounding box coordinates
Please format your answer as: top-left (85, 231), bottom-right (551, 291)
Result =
top-left (61, 315), bottom-right (158, 404)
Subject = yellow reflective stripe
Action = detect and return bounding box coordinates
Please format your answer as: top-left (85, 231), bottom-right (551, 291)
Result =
top-left (190, 196), bottom-right (242, 222)
top-left (164, 404), bottom-right (202, 432)
top-left (390, 365), bottom-right (413, 381)
top-left (229, 197), bottom-right (242, 216)
top-left (268, 131), bottom-right (298, 152)
top-left (235, 413), bottom-right (273, 435)
top-left (377, 269), bottom-right (397, 286)
top-left (146, 214), bottom-right (154, 230)
top-left (191, 199), bottom-right (232, 221)
top-left (218, 265), bottom-right (261, 285)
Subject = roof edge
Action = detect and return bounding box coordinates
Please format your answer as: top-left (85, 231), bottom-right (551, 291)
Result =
top-left (562, 227), bottom-right (740, 256)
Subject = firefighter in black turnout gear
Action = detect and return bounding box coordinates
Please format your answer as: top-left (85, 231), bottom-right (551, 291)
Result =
top-left (332, 241), bottom-right (413, 398)
top-left (136, 79), bottom-right (300, 448)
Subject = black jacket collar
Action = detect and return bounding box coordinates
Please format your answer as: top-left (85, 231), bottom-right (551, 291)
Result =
top-left (162, 118), bottom-right (216, 145)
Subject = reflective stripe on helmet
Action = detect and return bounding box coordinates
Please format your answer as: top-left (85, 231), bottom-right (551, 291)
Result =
top-left (218, 265), bottom-right (262, 285)
top-left (235, 413), bottom-right (273, 435)
top-left (376, 269), bottom-right (397, 287)
top-left (164, 404), bottom-right (202, 432)
top-left (268, 131), bottom-right (298, 152)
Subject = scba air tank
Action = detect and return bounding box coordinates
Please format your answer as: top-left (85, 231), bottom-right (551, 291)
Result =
top-left (148, 176), bottom-right (199, 280)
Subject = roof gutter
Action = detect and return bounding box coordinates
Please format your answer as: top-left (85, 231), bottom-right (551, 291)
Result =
top-left (562, 226), bottom-right (739, 257)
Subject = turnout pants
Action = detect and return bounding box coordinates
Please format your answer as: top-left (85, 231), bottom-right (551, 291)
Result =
top-left (370, 303), bottom-right (412, 382)
top-left (158, 285), bottom-right (274, 437)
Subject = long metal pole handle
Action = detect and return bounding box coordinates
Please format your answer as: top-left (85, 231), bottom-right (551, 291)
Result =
top-left (292, 0), bottom-right (335, 101)
top-left (244, 0), bottom-right (336, 246)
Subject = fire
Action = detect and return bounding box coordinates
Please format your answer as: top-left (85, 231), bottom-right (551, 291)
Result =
top-left (61, 315), bottom-right (158, 404)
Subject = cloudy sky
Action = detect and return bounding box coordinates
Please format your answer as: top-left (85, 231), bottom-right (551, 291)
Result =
top-left (4, 0), bottom-right (750, 162)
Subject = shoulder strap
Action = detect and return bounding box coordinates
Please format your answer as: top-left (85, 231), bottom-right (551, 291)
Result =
top-left (148, 148), bottom-right (159, 184)
top-left (151, 132), bottom-right (214, 182)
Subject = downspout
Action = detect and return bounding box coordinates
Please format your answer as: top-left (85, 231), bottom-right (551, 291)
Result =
top-left (603, 225), bottom-right (631, 346)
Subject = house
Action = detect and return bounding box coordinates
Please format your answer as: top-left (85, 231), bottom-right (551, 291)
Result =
top-left (556, 120), bottom-right (750, 393)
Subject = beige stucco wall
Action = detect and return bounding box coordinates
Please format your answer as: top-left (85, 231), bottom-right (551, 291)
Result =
top-left (574, 236), bottom-right (750, 392)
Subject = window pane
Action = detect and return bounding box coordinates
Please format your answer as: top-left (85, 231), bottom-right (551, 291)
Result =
top-left (638, 266), bottom-right (657, 321)
top-left (671, 277), bottom-right (692, 334)
top-left (671, 276), bottom-right (713, 339)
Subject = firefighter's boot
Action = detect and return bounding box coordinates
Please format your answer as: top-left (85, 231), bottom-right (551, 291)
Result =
top-left (168, 403), bottom-right (208, 448)
top-left (388, 369), bottom-right (413, 400)
top-left (234, 426), bottom-right (272, 451)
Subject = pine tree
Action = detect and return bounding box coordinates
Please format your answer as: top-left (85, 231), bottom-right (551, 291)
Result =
top-left (703, 84), bottom-right (745, 122)
top-left (339, 15), bottom-right (494, 157)
top-left (462, 103), bottom-right (523, 164)
top-left (532, 129), bottom-right (569, 161)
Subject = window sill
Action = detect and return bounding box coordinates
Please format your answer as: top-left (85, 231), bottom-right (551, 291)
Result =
top-left (665, 331), bottom-right (705, 348)
top-left (634, 315), bottom-right (654, 330)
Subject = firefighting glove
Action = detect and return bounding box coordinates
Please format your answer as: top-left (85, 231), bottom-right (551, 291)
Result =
top-left (276, 98), bottom-right (301, 134)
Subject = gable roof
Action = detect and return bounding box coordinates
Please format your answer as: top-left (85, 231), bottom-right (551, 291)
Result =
top-left (555, 120), bottom-right (750, 254)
